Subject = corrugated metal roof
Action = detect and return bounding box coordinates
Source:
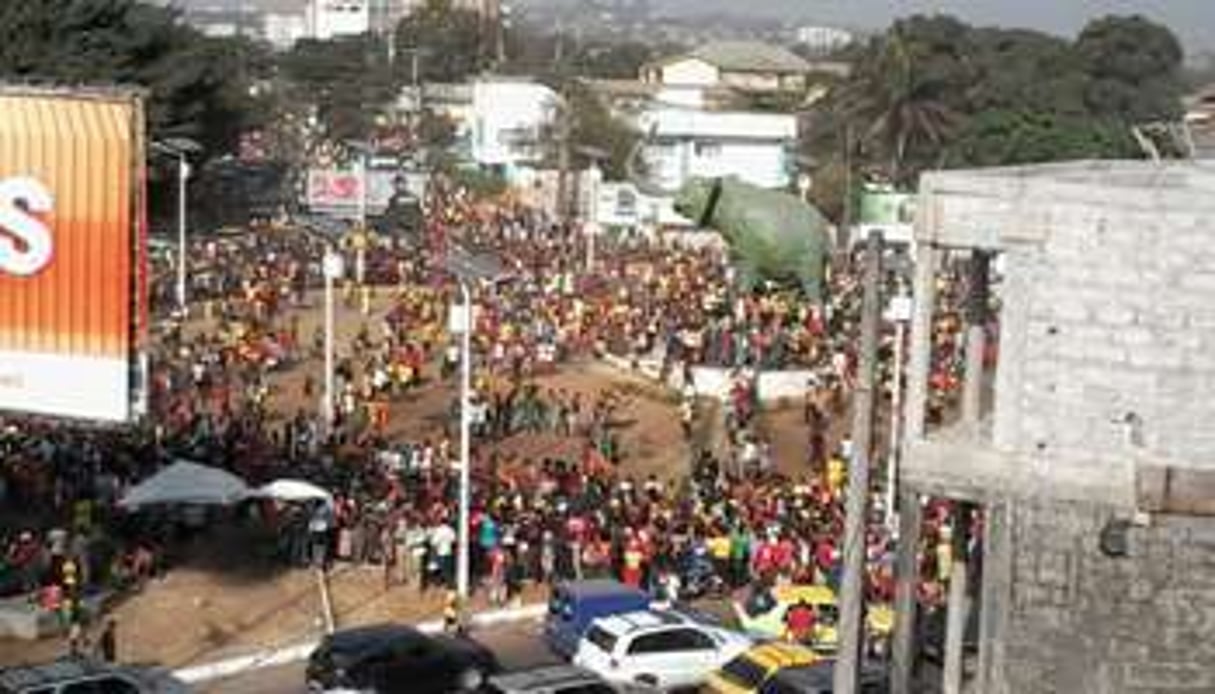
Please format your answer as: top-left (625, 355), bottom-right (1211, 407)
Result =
top-left (688, 41), bottom-right (812, 74)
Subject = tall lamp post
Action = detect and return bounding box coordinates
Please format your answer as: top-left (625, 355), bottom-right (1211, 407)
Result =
top-left (344, 140), bottom-right (373, 285)
top-left (151, 138), bottom-right (201, 315)
top-left (444, 247), bottom-right (504, 601)
top-left (321, 249), bottom-right (345, 432)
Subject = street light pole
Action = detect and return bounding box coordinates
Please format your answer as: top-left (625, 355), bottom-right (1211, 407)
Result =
top-left (321, 250), bottom-right (344, 433)
top-left (456, 280), bottom-right (473, 600)
top-left (356, 152), bottom-right (368, 286)
top-left (176, 154), bottom-right (191, 314)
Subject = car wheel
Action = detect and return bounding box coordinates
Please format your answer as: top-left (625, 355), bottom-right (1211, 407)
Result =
top-left (457, 667), bottom-right (485, 691)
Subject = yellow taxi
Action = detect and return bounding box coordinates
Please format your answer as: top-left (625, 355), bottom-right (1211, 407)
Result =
top-left (733, 584), bottom-right (894, 655)
top-left (705, 641), bottom-right (820, 694)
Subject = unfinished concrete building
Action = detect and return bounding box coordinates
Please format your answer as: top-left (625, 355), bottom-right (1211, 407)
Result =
top-left (894, 161), bottom-right (1215, 693)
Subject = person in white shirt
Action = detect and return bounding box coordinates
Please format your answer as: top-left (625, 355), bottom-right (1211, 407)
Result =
top-left (428, 522), bottom-right (457, 589)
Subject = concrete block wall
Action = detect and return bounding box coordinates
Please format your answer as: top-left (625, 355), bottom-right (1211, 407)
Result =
top-left (916, 162), bottom-right (1215, 507)
top-left (991, 499), bottom-right (1215, 694)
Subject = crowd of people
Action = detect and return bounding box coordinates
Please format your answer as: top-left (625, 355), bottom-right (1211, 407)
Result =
top-left (1, 181), bottom-right (988, 656)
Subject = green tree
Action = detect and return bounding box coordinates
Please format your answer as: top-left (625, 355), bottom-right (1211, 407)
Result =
top-left (0, 0), bottom-right (260, 157)
top-left (569, 41), bottom-right (658, 80)
top-left (395, 0), bottom-right (490, 83)
top-left (563, 80), bottom-right (639, 179)
top-left (1076, 15), bottom-right (1184, 122)
top-left (946, 110), bottom-right (1138, 167)
top-left (804, 12), bottom-right (1186, 199)
top-left (837, 21), bottom-right (965, 182)
top-left (280, 35), bottom-right (397, 142)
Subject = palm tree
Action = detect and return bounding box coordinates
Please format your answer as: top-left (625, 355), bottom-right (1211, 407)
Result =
top-left (838, 31), bottom-right (960, 183)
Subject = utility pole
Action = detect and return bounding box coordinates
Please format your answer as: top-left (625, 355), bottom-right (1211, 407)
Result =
top-left (834, 229), bottom-right (883, 694)
top-left (455, 281), bottom-right (473, 600)
top-left (555, 91), bottom-right (572, 222)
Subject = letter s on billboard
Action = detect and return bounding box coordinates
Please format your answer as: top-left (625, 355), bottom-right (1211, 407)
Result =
top-left (0, 88), bottom-right (147, 422)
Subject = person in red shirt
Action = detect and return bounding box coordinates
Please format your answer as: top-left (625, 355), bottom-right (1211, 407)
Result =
top-left (784, 599), bottom-right (817, 645)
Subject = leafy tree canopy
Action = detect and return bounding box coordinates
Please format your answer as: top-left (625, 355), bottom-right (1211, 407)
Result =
top-left (0, 0), bottom-right (264, 159)
top-left (807, 12), bottom-right (1186, 196)
top-left (280, 35), bottom-right (397, 143)
top-left (395, 0), bottom-right (491, 84)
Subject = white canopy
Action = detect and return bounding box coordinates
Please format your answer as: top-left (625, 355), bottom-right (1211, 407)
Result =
top-left (249, 478), bottom-right (333, 504)
top-left (119, 460), bottom-right (249, 509)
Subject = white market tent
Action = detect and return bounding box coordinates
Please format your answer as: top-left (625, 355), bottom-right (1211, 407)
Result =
top-left (119, 460), bottom-right (249, 509)
top-left (249, 479), bottom-right (333, 504)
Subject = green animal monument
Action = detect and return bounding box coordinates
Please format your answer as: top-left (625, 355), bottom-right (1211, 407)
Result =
top-left (672, 176), bottom-right (832, 301)
top-left (626, 137), bottom-right (831, 300)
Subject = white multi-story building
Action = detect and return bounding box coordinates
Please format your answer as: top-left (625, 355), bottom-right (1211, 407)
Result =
top-left (795, 25), bottom-right (854, 54)
top-left (634, 105), bottom-right (797, 192)
top-left (307, 0), bottom-right (371, 40)
top-left (470, 79), bottom-right (558, 170)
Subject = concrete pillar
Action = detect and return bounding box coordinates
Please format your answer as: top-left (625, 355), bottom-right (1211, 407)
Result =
top-left (891, 488), bottom-right (923, 694)
top-left (904, 244), bottom-right (940, 443)
top-left (976, 502), bottom-right (1010, 694)
top-left (942, 528), bottom-right (970, 694)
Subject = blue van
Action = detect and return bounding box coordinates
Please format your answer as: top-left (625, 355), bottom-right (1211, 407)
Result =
top-left (543, 579), bottom-right (651, 658)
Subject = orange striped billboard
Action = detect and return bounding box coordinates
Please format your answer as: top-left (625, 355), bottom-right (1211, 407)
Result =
top-left (0, 87), bottom-right (147, 422)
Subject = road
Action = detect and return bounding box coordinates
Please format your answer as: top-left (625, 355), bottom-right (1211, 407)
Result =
top-left (195, 620), bottom-right (560, 694)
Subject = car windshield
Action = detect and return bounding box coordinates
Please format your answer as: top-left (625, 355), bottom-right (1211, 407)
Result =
top-left (585, 625), bottom-right (618, 654)
top-left (720, 655), bottom-right (769, 689)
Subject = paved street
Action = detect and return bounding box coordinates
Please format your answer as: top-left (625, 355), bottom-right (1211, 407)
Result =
top-left (196, 620), bottom-right (559, 694)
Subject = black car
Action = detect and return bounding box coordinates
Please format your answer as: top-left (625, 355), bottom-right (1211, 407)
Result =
top-left (306, 624), bottom-right (499, 693)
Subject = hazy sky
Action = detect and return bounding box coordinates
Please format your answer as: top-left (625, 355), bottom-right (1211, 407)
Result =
top-left (668, 0), bottom-right (1215, 54)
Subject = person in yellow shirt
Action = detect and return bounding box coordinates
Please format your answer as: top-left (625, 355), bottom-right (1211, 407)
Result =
top-left (826, 456), bottom-right (846, 497)
top-left (707, 530), bottom-right (731, 581)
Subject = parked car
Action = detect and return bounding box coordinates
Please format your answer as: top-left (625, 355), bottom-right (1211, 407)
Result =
top-left (545, 579), bottom-right (651, 658)
top-left (0, 656), bottom-right (189, 693)
top-left (482, 665), bottom-right (621, 694)
top-left (759, 661), bottom-right (888, 694)
top-left (305, 623), bottom-right (498, 693)
top-left (704, 641), bottom-right (821, 694)
top-left (572, 609), bottom-right (752, 691)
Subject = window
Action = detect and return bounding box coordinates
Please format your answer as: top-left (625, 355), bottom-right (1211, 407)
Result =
top-left (627, 631), bottom-right (677, 655)
top-left (694, 142), bottom-right (722, 158)
top-left (671, 628), bottom-right (716, 650)
top-left (627, 628), bottom-right (711, 654)
top-left (585, 625), bottom-right (618, 655)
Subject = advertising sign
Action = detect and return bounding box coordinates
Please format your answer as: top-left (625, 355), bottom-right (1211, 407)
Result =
top-left (0, 88), bottom-right (147, 422)
top-left (305, 168), bottom-right (396, 218)
top-left (856, 189), bottom-right (916, 245)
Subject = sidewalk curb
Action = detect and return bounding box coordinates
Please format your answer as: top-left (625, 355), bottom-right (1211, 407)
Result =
top-left (173, 603), bottom-right (547, 684)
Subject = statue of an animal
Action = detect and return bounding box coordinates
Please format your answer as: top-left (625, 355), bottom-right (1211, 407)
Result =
top-left (626, 136), bottom-right (831, 301)
top-left (674, 176), bottom-right (832, 301)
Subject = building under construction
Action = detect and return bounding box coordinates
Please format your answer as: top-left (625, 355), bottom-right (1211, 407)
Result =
top-left (893, 161), bottom-right (1215, 693)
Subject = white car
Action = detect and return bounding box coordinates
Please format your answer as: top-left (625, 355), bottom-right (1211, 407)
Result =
top-left (571, 610), bottom-right (752, 691)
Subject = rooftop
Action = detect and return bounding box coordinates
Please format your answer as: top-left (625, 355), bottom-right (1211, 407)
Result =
top-left (687, 41), bottom-right (813, 74)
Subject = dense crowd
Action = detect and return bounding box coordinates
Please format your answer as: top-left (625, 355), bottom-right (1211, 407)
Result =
top-left (1, 183), bottom-right (987, 656)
